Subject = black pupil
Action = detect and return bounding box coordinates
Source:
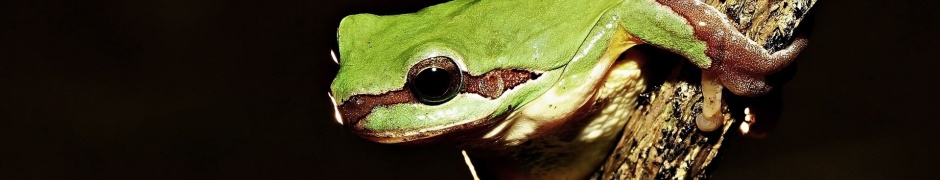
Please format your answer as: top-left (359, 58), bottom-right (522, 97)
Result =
top-left (414, 67), bottom-right (451, 98)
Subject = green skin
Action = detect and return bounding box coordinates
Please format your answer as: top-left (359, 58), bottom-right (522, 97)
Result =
top-left (331, 0), bottom-right (806, 178)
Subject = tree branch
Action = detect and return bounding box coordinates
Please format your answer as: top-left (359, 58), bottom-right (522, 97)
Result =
top-left (594, 0), bottom-right (816, 179)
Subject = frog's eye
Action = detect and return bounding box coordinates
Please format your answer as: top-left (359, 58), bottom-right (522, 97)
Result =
top-left (407, 56), bottom-right (462, 105)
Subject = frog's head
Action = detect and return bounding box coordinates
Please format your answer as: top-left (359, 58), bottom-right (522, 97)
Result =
top-left (329, 1), bottom-right (612, 144)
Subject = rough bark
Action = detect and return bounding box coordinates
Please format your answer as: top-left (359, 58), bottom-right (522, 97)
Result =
top-left (593, 0), bottom-right (816, 179)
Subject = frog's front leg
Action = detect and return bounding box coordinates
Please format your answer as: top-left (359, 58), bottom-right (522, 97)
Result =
top-left (658, 0), bottom-right (808, 131)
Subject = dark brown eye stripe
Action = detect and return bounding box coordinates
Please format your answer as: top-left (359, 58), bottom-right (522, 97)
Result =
top-left (462, 69), bottom-right (541, 99)
top-left (338, 88), bottom-right (416, 126)
top-left (337, 68), bottom-right (542, 127)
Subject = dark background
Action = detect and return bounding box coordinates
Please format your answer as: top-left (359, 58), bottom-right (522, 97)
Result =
top-left (2, 0), bottom-right (939, 179)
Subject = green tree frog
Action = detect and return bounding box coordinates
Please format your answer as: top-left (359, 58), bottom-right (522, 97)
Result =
top-left (329, 0), bottom-right (806, 179)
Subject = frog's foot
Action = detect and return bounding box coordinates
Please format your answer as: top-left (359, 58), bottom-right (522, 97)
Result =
top-left (697, 35), bottom-right (806, 131)
top-left (697, 32), bottom-right (808, 131)
top-left (718, 34), bottom-right (808, 97)
top-left (659, 0), bottom-right (809, 97)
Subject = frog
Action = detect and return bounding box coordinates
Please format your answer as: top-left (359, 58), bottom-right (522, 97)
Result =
top-left (328, 0), bottom-right (807, 179)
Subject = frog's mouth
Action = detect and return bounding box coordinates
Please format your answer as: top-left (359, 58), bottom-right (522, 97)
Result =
top-left (332, 68), bottom-right (546, 144)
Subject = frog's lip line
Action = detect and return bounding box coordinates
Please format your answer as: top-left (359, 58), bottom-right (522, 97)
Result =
top-left (336, 68), bottom-right (543, 128)
top-left (350, 110), bottom-right (506, 144)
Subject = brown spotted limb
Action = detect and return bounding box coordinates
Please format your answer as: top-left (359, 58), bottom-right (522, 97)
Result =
top-left (593, 0), bottom-right (816, 179)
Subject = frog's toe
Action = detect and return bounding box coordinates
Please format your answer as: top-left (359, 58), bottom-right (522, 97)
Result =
top-left (696, 112), bottom-right (721, 132)
top-left (719, 34), bottom-right (807, 97)
top-left (720, 70), bottom-right (772, 97)
top-left (700, 72), bottom-right (724, 132)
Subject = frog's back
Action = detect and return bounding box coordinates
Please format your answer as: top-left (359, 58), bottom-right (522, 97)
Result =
top-left (338, 0), bottom-right (624, 75)
top-left (335, 0), bottom-right (625, 99)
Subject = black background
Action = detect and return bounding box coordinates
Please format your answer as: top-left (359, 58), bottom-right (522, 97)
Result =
top-left (3, 0), bottom-right (939, 179)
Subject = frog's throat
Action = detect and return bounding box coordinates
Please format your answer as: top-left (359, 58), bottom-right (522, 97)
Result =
top-left (463, 27), bottom-right (648, 179)
top-left (477, 25), bottom-right (642, 147)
